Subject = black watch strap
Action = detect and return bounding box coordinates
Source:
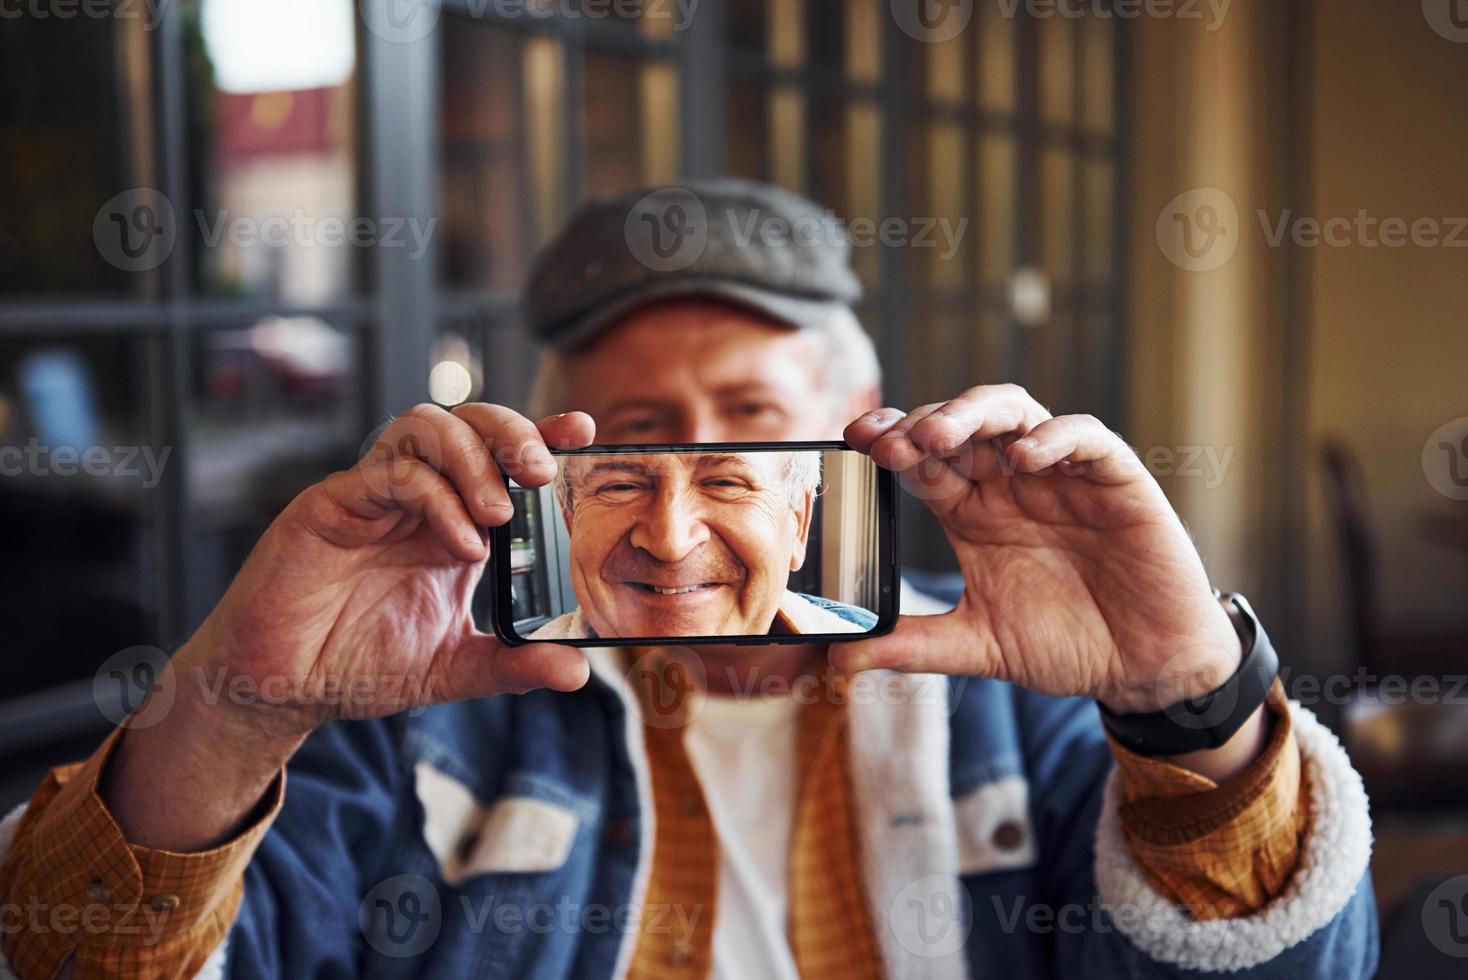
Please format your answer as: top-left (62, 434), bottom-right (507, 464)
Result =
top-left (1098, 591), bottom-right (1280, 758)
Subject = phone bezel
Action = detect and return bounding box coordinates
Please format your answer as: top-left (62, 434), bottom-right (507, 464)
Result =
top-left (489, 440), bottom-right (899, 647)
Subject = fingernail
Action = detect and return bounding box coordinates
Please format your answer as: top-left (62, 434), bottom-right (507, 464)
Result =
top-left (1015, 437), bottom-right (1039, 451)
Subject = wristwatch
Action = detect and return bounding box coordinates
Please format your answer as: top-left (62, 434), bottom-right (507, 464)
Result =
top-left (1098, 591), bottom-right (1280, 758)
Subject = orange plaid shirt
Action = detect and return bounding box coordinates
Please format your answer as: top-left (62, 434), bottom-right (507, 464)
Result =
top-left (0, 676), bottom-right (1304, 980)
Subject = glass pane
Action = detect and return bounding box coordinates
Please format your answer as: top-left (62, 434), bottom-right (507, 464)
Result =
top-left (977, 0), bottom-right (1015, 112)
top-left (584, 51), bottom-right (681, 198)
top-left (726, 81), bottom-right (771, 182)
top-left (924, 33), bottom-right (970, 103)
top-left (972, 310), bottom-right (1008, 385)
top-left (186, 0), bottom-right (360, 303)
top-left (1039, 147), bottom-right (1076, 286)
top-left (727, 0), bottom-right (767, 51)
top-left (185, 317), bottom-right (363, 615)
top-left (977, 135), bottom-right (1015, 283)
top-left (844, 0), bottom-right (883, 83)
top-left (1038, 13), bottom-right (1075, 126)
top-left (0, 335), bottom-right (160, 695)
top-left (769, 85), bottom-right (807, 192)
top-left (810, 99), bottom-right (882, 287)
top-left (441, 25), bottom-right (553, 291)
top-left (525, 37), bottom-right (567, 250)
top-left (1082, 158), bottom-right (1114, 286)
top-left (1080, 14), bottom-right (1115, 132)
top-left (906, 306), bottom-right (954, 407)
top-left (769, 0), bottom-right (807, 68)
top-left (908, 122), bottom-right (969, 287)
top-left (1027, 311), bottom-right (1066, 411)
top-left (0, 8), bottom-right (157, 297)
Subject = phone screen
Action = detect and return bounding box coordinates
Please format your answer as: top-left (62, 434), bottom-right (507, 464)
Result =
top-left (489, 442), bottom-right (898, 646)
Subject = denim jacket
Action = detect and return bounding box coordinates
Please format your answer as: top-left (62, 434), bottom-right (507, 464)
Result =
top-left (14, 578), bottom-right (1378, 979)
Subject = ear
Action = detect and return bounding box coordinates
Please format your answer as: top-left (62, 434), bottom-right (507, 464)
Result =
top-left (788, 489), bottom-right (815, 572)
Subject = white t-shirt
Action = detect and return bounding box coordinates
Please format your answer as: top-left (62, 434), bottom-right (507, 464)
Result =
top-left (682, 693), bottom-right (803, 980)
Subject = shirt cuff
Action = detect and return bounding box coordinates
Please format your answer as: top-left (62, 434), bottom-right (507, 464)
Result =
top-left (1106, 679), bottom-right (1308, 920)
top-left (0, 727), bottom-right (284, 980)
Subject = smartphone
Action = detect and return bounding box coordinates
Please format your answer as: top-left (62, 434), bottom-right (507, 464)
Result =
top-left (487, 441), bottom-right (898, 647)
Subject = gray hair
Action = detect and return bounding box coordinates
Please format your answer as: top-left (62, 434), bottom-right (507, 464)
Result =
top-left (526, 304), bottom-right (881, 421)
top-left (555, 450), bottom-right (822, 517)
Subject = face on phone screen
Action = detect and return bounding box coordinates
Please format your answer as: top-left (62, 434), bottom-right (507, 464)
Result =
top-left (490, 444), bottom-right (896, 645)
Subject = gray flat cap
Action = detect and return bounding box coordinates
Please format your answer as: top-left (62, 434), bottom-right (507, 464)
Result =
top-left (523, 178), bottom-right (864, 350)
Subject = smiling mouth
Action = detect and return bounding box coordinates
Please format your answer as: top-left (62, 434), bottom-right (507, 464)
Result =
top-left (625, 582), bottom-right (724, 596)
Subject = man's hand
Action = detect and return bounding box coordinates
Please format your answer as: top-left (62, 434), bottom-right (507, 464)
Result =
top-left (106, 404), bottom-right (595, 849)
top-left (834, 385), bottom-right (1243, 718)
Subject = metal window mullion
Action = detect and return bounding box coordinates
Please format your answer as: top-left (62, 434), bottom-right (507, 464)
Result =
top-left (154, 0), bottom-right (194, 644)
top-left (679, 0), bottom-right (724, 177)
top-left (1065, 11), bottom-right (1087, 413)
top-left (364, 20), bottom-right (439, 421)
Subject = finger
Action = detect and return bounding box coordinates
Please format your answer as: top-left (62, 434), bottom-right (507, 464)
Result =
top-left (906, 384), bottom-right (1052, 457)
top-left (535, 411), bottom-right (597, 451)
top-left (377, 403), bottom-right (510, 527)
top-left (444, 634), bottom-right (590, 700)
top-left (452, 403), bottom-right (559, 488)
top-left (867, 404), bottom-right (948, 471)
top-left (1006, 415), bottom-right (1145, 485)
top-left (323, 457), bottom-right (485, 561)
top-left (843, 407), bottom-right (911, 452)
top-left (828, 611), bottom-right (1002, 678)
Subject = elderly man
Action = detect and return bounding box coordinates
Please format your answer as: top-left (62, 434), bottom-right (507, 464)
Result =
top-left (0, 180), bottom-right (1374, 980)
top-left (531, 450), bottom-right (874, 639)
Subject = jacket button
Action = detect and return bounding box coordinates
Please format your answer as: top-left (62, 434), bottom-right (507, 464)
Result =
top-left (992, 820), bottom-right (1025, 852)
top-left (150, 894), bottom-right (181, 913)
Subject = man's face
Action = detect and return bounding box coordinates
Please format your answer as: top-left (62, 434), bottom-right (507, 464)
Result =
top-left (561, 451), bottom-right (813, 638)
top-left (560, 299), bottom-right (868, 443)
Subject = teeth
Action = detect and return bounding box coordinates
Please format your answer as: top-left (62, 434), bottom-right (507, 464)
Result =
top-left (650, 584), bottom-right (704, 595)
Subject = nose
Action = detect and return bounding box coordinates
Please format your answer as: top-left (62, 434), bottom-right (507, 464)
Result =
top-left (665, 409), bottom-right (725, 444)
top-left (629, 486), bottom-right (710, 562)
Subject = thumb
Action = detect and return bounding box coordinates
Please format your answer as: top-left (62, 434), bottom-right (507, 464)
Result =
top-left (828, 611), bottom-right (998, 677)
top-left (440, 634), bottom-right (590, 701)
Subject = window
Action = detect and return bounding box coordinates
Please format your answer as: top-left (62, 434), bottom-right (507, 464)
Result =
top-left (0, 0), bottom-right (1123, 743)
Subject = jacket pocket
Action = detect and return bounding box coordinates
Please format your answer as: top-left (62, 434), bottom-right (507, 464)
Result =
top-left (414, 761), bottom-right (580, 884)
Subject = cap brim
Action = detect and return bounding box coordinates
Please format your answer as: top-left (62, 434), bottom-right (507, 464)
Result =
top-left (544, 278), bottom-right (844, 351)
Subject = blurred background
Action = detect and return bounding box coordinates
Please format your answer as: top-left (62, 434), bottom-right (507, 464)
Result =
top-left (0, 0), bottom-right (1464, 962)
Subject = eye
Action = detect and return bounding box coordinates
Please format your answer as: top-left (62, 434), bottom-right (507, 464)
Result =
top-left (701, 477), bottom-right (753, 498)
top-left (592, 480), bottom-right (649, 501)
